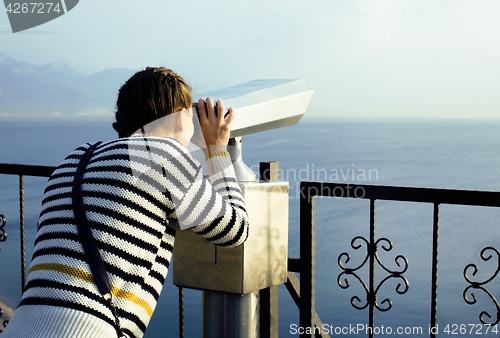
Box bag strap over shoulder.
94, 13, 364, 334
71, 141, 124, 337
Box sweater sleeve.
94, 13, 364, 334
173, 151, 249, 248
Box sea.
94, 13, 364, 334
0, 117, 500, 337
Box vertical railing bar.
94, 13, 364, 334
260, 288, 271, 338
369, 199, 375, 338
430, 203, 439, 338
260, 286, 279, 338
19, 175, 26, 292
178, 286, 184, 338
299, 183, 315, 337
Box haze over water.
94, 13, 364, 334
1, 118, 499, 337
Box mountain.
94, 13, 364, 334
0, 53, 135, 118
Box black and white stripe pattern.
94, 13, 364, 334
4, 136, 248, 338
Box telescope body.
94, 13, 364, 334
194, 79, 313, 138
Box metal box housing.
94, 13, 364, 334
173, 181, 289, 294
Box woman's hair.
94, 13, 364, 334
113, 67, 192, 138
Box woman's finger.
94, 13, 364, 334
216, 99, 225, 123
224, 106, 234, 128
197, 98, 207, 124
206, 97, 216, 122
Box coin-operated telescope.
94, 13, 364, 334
173, 79, 313, 338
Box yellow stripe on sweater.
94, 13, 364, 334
28, 263, 153, 317
28, 263, 94, 283
110, 285, 153, 317
206, 150, 230, 160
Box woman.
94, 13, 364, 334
2, 67, 249, 338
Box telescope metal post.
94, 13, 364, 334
228, 137, 257, 182
177, 78, 308, 338
202, 291, 259, 338
202, 146, 259, 338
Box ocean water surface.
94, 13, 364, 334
0, 117, 499, 337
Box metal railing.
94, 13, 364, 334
0, 163, 190, 336
0, 163, 56, 291
289, 182, 500, 338
2, 164, 500, 337
0, 213, 8, 332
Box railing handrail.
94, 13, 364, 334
300, 181, 500, 207
2, 164, 498, 206
0, 163, 56, 177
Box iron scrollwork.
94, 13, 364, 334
338, 235, 409, 312
0, 214, 6, 249
0, 214, 6, 332
463, 246, 500, 325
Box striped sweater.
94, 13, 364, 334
2, 136, 249, 338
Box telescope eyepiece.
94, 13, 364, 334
192, 102, 229, 120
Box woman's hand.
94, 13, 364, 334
196, 97, 234, 155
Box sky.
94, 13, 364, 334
1, 0, 500, 119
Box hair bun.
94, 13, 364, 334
112, 121, 122, 134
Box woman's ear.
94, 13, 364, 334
175, 108, 186, 132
